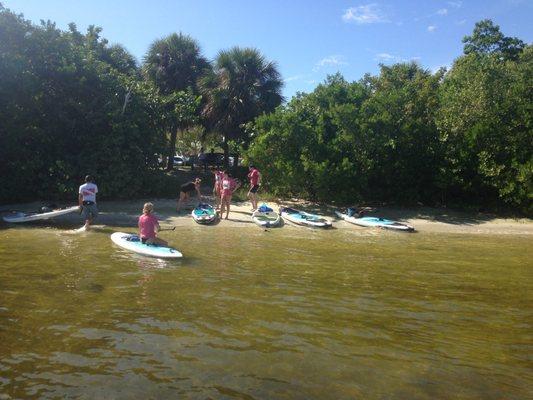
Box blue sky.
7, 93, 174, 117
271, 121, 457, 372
4, 0, 532, 99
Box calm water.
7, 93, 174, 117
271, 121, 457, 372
0, 224, 531, 399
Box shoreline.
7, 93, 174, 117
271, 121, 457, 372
1, 198, 532, 235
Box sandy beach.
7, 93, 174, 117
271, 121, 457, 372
1, 197, 532, 235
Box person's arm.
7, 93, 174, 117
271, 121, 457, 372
196, 184, 202, 200
138, 217, 142, 236
78, 193, 83, 207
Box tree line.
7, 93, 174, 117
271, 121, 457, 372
0, 3, 531, 215
247, 20, 531, 214
0, 3, 283, 203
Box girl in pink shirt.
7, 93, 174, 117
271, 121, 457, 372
220, 172, 241, 220
138, 202, 168, 246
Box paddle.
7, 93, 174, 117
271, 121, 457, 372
159, 226, 176, 232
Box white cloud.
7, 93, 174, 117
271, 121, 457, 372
447, 1, 462, 8
427, 25, 437, 32
437, 8, 448, 15
313, 55, 348, 71
374, 53, 421, 63
284, 75, 306, 83
342, 4, 388, 24
375, 52, 395, 61
457, 19, 467, 25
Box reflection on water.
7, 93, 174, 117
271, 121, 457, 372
0, 225, 531, 399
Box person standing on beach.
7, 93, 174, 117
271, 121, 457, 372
177, 178, 202, 212
138, 202, 167, 246
247, 165, 261, 211
212, 168, 224, 210
220, 171, 241, 220
78, 175, 98, 230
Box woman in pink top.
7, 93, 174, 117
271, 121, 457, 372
138, 202, 168, 246
247, 165, 261, 211
220, 171, 241, 220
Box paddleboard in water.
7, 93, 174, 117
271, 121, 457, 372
110, 232, 183, 258
335, 210, 415, 232
251, 204, 281, 227
192, 203, 217, 224
280, 207, 332, 228
2, 206, 79, 223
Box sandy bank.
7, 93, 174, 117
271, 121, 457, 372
1, 197, 532, 235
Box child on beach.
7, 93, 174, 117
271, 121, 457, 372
138, 202, 168, 246
220, 171, 241, 220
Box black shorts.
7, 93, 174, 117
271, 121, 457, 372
250, 185, 259, 193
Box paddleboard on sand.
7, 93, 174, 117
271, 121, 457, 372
192, 203, 217, 224
335, 209, 414, 232
280, 207, 332, 228
2, 206, 79, 223
251, 204, 281, 227
111, 232, 183, 258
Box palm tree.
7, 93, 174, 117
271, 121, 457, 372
200, 47, 284, 167
143, 33, 210, 170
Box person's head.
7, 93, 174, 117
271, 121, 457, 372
143, 202, 154, 214
194, 178, 202, 186
85, 175, 94, 183
248, 165, 255, 171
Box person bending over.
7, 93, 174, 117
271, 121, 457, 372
138, 202, 167, 246
177, 178, 202, 212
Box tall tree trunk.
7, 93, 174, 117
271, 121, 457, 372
232, 153, 239, 168
166, 124, 178, 171
223, 134, 230, 169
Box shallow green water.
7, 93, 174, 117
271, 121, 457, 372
0, 224, 531, 399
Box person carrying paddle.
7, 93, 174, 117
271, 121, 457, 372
177, 178, 202, 212
220, 171, 241, 220
78, 175, 98, 230
247, 165, 261, 211
138, 202, 168, 246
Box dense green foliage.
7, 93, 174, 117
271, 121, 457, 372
0, 6, 177, 202
1, 5, 530, 214
247, 21, 531, 213
201, 47, 284, 166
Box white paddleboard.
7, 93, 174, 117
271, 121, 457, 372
3, 206, 79, 223
280, 207, 332, 228
111, 232, 183, 258
335, 210, 414, 232
251, 207, 281, 227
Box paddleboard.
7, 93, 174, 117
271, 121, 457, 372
2, 206, 79, 223
192, 203, 217, 224
110, 232, 183, 258
335, 210, 414, 232
251, 204, 281, 227
280, 207, 332, 228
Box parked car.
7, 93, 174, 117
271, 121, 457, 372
173, 155, 189, 166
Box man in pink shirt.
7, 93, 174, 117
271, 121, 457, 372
138, 202, 167, 246
247, 165, 261, 211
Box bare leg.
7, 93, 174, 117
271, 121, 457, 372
225, 196, 231, 219
176, 192, 188, 212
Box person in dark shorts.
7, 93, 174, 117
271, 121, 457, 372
177, 178, 202, 212
247, 165, 261, 211
78, 175, 98, 230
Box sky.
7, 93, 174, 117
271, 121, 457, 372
4, 0, 532, 99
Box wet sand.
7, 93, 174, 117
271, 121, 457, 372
1, 198, 532, 235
